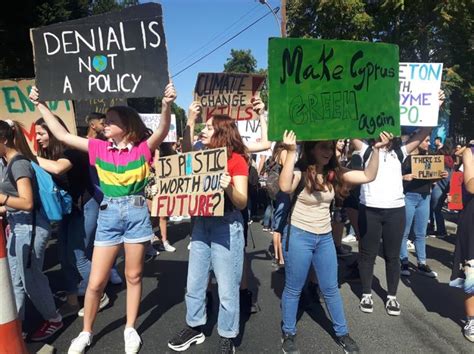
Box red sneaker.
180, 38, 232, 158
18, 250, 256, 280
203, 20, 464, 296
30, 320, 64, 341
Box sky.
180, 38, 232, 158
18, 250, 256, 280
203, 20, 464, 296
145, 0, 281, 111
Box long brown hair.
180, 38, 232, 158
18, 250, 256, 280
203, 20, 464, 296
272, 142, 287, 165
0, 120, 37, 163
208, 115, 248, 161
107, 106, 151, 145
298, 140, 347, 200
35, 117, 69, 160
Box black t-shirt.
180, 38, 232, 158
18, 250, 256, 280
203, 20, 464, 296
55, 150, 93, 204
402, 155, 432, 194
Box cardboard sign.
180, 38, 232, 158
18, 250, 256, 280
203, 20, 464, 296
151, 148, 227, 217
194, 72, 265, 121
237, 115, 272, 157
268, 38, 400, 141
411, 155, 445, 179
448, 171, 464, 210
74, 98, 127, 127
237, 119, 262, 144
30, 3, 168, 100
0, 79, 76, 152
399, 63, 443, 126
139, 113, 177, 142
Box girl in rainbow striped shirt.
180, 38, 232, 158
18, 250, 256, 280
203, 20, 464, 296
29, 83, 177, 354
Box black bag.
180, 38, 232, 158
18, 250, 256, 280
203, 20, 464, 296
264, 160, 281, 200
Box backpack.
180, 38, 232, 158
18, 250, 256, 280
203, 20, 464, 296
7, 155, 72, 222
264, 160, 282, 200
362, 146, 405, 166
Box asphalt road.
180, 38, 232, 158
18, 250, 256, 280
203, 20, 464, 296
25, 215, 473, 353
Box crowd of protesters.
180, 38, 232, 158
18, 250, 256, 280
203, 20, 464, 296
0, 85, 472, 354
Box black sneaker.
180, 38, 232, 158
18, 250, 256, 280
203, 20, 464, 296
168, 326, 205, 351
337, 334, 359, 353
401, 263, 410, 277
281, 333, 300, 354
417, 264, 437, 278
336, 245, 352, 258
220, 337, 235, 354
359, 294, 373, 313
385, 297, 401, 316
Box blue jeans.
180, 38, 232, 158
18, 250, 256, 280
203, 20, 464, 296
282, 225, 348, 337
400, 192, 430, 264
185, 211, 244, 338
262, 201, 273, 228
430, 183, 447, 234
58, 207, 92, 295
7, 211, 57, 321
272, 192, 290, 233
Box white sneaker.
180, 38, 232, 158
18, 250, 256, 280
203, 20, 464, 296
163, 241, 176, 252
386, 296, 401, 316
68, 332, 92, 354
124, 327, 142, 354
342, 234, 357, 243
78, 293, 110, 317
407, 240, 415, 250
359, 294, 373, 313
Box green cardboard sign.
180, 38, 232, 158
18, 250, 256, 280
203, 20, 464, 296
268, 38, 400, 141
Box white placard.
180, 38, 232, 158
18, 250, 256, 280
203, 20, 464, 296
399, 63, 443, 127
237, 112, 272, 157
139, 113, 177, 142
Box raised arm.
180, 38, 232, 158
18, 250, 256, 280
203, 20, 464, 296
29, 87, 88, 152
279, 130, 301, 193
342, 131, 391, 185
246, 98, 272, 153
182, 101, 201, 153
351, 138, 364, 152
463, 147, 474, 194
147, 82, 177, 151
405, 90, 445, 154
37, 156, 72, 175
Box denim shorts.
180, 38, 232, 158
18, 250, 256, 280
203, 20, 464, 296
94, 195, 153, 247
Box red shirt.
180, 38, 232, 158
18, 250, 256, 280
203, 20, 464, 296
228, 152, 249, 178
224, 153, 248, 211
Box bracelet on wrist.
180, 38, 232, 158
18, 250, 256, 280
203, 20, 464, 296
1, 195, 9, 206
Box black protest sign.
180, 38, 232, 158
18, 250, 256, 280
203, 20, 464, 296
151, 148, 227, 217
74, 98, 127, 127
30, 3, 168, 100
194, 72, 266, 121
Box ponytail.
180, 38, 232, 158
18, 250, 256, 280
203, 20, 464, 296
0, 120, 37, 163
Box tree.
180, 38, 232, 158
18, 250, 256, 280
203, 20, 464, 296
223, 49, 268, 106
223, 49, 257, 73
286, 0, 474, 139
0, 0, 138, 79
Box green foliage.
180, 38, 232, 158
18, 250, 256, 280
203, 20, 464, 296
223, 49, 268, 107
223, 49, 257, 73
0, 0, 138, 80
286, 0, 474, 139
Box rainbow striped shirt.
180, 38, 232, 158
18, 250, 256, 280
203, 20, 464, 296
88, 139, 152, 197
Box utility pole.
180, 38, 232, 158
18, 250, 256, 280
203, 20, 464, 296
281, 0, 287, 37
